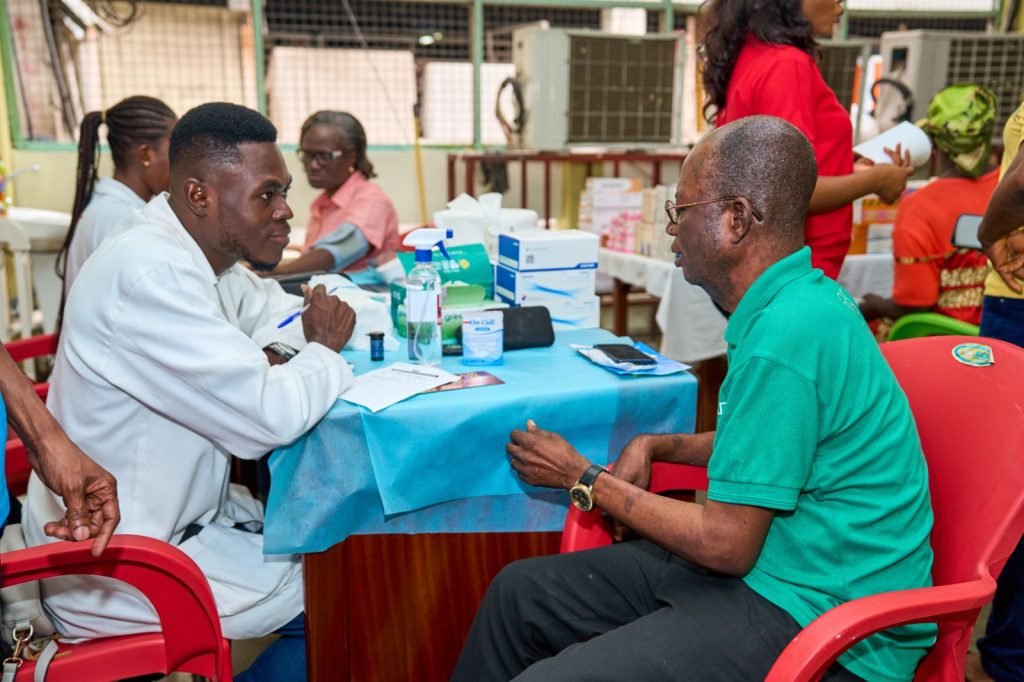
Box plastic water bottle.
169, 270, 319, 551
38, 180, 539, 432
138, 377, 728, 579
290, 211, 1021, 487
403, 228, 452, 366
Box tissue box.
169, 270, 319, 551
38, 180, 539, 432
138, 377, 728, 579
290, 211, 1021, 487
397, 243, 494, 299
495, 265, 596, 306
498, 231, 599, 272
389, 283, 508, 341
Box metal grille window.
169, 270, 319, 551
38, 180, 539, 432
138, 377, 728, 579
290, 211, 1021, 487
483, 6, 600, 62
849, 17, 989, 37
0, 0, 1006, 148
947, 35, 1024, 133
819, 41, 873, 110
5, 0, 256, 143
266, 0, 470, 61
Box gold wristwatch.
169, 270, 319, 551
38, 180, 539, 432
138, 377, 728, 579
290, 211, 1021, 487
569, 464, 609, 512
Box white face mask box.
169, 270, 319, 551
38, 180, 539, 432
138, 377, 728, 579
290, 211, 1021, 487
498, 230, 599, 272
545, 296, 601, 331
495, 265, 596, 306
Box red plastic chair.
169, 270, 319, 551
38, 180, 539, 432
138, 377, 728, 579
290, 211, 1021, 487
561, 335, 1024, 682
0, 535, 232, 681
4, 333, 57, 402
4, 438, 31, 498
3, 334, 58, 494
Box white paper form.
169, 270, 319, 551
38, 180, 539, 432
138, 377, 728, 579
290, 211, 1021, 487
339, 362, 459, 413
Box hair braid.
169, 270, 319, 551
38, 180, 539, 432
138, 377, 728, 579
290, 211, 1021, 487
59, 95, 176, 280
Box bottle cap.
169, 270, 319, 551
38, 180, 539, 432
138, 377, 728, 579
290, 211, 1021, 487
368, 332, 385, 340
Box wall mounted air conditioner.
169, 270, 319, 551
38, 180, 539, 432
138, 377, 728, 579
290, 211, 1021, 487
512, 26, 685, 150
880, 30, 1024, 136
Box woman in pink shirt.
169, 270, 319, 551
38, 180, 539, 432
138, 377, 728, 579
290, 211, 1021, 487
275, 111, 400, 284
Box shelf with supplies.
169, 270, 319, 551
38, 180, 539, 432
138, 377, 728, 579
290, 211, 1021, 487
446, 149, 688, 230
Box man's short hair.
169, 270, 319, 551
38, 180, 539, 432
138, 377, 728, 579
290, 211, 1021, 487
704, 115, 818, 241
169, 102, 277, 173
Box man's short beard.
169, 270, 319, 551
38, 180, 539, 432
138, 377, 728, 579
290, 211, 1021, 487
248, 259, 277, 272
219, 222, 281, 272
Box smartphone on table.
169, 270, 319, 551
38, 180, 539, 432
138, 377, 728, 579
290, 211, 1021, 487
593, 344, 657, 366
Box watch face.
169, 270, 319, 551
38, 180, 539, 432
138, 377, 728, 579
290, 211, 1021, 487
570, 484, 594, 512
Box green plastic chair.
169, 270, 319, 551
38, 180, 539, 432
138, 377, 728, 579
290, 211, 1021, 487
887, 312, 980, 341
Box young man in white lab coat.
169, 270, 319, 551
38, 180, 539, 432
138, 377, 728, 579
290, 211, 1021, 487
24, 102, 356, 681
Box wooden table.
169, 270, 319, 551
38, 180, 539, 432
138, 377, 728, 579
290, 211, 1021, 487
304, 532, 560, 681
263, 330, 699, 681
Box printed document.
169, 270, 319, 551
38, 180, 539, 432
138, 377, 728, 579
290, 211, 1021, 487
340, 362, 458, 413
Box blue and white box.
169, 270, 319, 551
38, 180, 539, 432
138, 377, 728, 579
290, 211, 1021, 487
495, 265, 597, 306
545, 295, 601, 331
498, 230, 599, 272
462, 311, 504, 366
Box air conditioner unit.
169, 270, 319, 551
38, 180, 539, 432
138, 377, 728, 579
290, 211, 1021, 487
818, 39, 873, 111
512, 27, 685, 150
880, 30, 1024, 136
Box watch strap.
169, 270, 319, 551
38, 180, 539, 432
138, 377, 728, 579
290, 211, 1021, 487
577, 463, 608, 488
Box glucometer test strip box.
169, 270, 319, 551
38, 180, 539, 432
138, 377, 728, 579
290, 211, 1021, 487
498, 230, 599, 272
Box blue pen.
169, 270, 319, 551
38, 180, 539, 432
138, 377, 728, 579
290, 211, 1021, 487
277, 286, 340, 328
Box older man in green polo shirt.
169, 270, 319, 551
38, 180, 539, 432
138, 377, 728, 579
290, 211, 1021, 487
452, 115, 936, 682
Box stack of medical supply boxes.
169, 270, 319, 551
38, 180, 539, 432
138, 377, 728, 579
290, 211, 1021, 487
578, 177, 643, 251
634, 184, 677, 261
496, 230, 600, 330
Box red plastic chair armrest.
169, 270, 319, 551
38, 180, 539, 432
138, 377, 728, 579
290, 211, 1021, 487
5, 334, 58, 363
765, 578, 996, 682
0, 535, 228, 679
560, 462, 710, 553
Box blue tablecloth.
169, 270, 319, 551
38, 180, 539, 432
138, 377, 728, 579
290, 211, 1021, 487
264, 329, 697, 554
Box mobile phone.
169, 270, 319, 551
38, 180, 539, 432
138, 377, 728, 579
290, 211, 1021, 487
952, 214, 983, 251
593, 343, 657, 366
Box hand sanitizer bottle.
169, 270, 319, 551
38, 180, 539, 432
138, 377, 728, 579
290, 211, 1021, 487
402, 228, 452, 367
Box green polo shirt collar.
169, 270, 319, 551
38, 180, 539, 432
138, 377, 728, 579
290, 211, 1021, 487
724, 247, 813, 348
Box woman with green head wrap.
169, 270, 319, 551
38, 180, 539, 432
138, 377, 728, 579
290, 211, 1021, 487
860, 83, 999, 331
921, 83, 999, 179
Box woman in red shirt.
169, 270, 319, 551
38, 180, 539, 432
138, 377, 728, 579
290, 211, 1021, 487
702, 0, 914, 279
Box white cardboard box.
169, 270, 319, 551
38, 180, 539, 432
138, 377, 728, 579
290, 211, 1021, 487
495, 265, 596, 306
546, 295, 601, 330
498, 230, 599, 272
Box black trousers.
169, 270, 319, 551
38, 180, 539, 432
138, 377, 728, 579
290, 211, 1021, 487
452, 539, 865, 682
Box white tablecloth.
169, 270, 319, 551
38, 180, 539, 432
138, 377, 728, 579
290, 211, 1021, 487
599, 249, 893, 363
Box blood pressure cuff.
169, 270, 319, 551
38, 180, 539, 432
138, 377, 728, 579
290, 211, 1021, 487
313, 222, 371, 271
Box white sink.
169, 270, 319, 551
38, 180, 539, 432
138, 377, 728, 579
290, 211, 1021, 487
7, 206, 71, 250
0, 206, 72, 336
